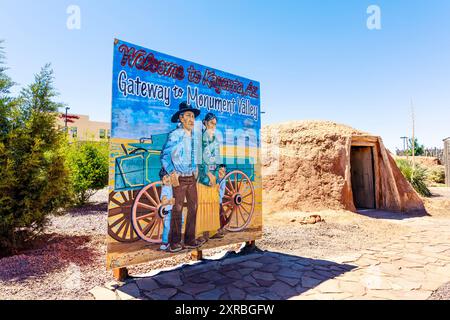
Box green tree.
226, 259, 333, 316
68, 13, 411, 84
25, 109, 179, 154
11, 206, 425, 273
66, 141, 109, 205
0, 41, 19, 252
406, 137, 425, 156
0, 61, 72, 253
0, 41, 15, 139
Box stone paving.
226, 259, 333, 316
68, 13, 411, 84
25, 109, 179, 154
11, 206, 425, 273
90, 250, 357, 300
90, 211, 450, 300
292, 213, 450, 300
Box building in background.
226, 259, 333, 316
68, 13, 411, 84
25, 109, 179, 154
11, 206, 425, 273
57, 113, 111, 141
444, 137, 450, 186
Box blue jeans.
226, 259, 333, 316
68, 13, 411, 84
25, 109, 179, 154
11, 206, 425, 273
162, 210, 185, 244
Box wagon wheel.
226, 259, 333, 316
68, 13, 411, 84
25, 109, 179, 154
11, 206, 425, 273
108, 190, 140, 242
131, 181, 165, 243
222, 170, 255, 232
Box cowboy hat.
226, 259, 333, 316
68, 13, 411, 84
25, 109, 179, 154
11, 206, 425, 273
171, 102, 200, 123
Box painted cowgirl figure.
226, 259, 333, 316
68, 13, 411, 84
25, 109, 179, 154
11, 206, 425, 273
196, 113, 224, 240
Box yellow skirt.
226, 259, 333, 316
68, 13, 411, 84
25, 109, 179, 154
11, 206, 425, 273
196, 183, 221, 238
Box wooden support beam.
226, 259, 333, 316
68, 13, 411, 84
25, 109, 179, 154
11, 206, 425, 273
245, 240, 256, 249
113, 267, 129, 282
191, 249, 203, 261
240, 240, 257, 254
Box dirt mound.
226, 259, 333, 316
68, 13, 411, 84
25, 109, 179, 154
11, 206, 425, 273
262, 121, 363, 213
262, 120, 424, 214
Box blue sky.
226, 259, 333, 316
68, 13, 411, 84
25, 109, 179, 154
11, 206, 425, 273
1, 0, 449, 151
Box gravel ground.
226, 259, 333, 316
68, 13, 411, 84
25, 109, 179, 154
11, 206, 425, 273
258, 208, 412, 259
0, 190, 110, 300
1, 187, 449, 300
0, 188, 240, 300
429, 282, 450, 300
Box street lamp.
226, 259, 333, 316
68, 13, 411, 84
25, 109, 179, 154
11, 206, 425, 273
65, 107, 70, 131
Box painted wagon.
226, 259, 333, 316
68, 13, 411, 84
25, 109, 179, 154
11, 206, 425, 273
108, 134, 257, 244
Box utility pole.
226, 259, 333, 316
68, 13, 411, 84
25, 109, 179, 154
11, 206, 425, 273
411, 98, 416, 168
400, 136, 408, 154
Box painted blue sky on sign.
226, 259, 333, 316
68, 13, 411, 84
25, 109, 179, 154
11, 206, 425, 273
111, 39, 261, 147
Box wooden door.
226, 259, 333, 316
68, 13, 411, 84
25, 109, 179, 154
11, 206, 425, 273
351, 146, 375, 209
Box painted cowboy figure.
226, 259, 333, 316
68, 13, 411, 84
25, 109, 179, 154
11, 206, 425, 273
161, 102, 204, 253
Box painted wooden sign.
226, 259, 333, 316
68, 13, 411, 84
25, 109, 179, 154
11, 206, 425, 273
107, 39, 262, 269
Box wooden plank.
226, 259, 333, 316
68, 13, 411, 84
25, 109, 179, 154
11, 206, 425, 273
372, 142, 381, 209
445, 140, 450, 186
351, 141, 376, 147
379, 140, 402, 211
113, 267, 129, 281
351, 136, 379, 146
191, 249, 203, 261
245, 240, 256, 250
350, 146, 375, 209
238, 240, 257, 254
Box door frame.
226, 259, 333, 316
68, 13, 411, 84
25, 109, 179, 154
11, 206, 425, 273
350, 136, 380, 209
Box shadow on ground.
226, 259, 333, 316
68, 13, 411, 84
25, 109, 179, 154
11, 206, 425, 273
64, 202, 108, 216
0, 234, 97, 282
357, 209, 430, 220
112, 250, 356, 300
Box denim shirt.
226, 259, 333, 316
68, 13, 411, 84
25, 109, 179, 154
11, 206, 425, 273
161, 126, 197, 176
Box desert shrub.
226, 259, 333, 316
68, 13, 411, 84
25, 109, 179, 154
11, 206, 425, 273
0, 61, 72, 253
426, 165, 445, 185
66, 140, 109, 205
395, 159, 431, 197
